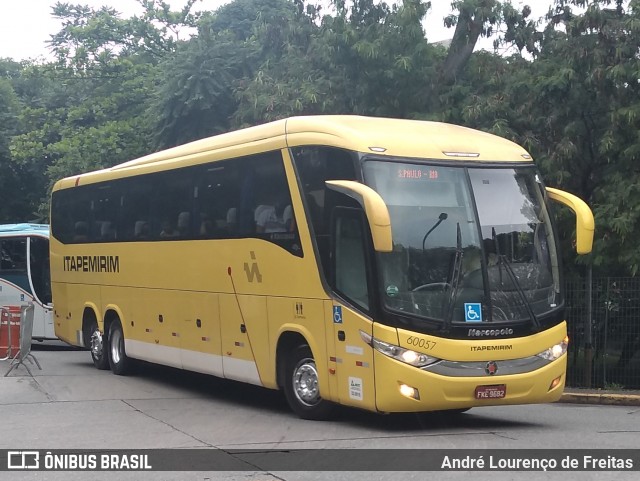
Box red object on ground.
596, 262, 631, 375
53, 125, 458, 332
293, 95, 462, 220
0, 305, 21, 357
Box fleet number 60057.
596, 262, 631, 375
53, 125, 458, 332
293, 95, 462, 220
405, 336, 436, 350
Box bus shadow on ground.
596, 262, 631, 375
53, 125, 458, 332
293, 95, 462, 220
31, 340, 82, 352
104, 359, 540, 432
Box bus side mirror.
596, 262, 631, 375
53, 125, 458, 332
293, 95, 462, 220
546, 187, 595, 255
325, 180, 393, 252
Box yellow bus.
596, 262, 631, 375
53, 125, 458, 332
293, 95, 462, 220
50, 116, 594, 419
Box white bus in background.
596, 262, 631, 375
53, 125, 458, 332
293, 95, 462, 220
0, 224, 55, 340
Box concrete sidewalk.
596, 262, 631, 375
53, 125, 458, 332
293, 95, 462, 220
560, 389, 640, 406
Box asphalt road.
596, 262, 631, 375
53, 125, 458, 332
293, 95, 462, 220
1, 342, 639, 481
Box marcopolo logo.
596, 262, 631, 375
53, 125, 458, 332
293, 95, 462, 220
468, 328, 514, 338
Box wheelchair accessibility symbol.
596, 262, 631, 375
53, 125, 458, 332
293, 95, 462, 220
333, 306, 343, 324
464, 303, 482, 322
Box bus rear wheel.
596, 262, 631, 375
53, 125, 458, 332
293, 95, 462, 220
108, 318, 131, 375
88, 319, 109, 370
284, 345, 333, 420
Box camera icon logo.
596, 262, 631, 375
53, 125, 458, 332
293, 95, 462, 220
7, 451, 40, 470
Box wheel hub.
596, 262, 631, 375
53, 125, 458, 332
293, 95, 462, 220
110, 328, 122, 365
90, 329, 103, 357
293, 359, 320, 406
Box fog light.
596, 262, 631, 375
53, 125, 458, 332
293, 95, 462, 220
399, 383, 420, 400
548, 376, 562, 391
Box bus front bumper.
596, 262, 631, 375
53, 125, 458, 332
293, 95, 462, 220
374, 351, 567, 413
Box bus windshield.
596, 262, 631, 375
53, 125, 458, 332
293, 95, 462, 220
364, 161, 562, 325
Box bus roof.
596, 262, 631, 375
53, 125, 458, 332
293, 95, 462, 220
54, 116, 533, 189
0, 224, 50, 237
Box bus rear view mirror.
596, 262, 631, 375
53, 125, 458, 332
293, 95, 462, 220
325, 180, 393, 252
546, 187, 595, 255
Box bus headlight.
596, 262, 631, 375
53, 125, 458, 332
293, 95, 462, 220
535, 336, 569, 361
360, 331, 439, 368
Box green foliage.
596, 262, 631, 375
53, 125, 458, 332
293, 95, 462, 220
0, 75, 29, 222
49, 0, 201, 66
3, 0, 640, 277
232, 0, 440, 124
1, 1, 199, 221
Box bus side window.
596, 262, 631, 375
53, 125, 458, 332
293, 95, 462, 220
151, 170, 194, 240
134, 221, 151, 240
244, 152, 302, 255
73, 221, 90, 242
292, 146, 358, 278
1, 244, 14, 269
65, 189, 92, 244
333, 209, 370, 311
197, 160, 242, 238
120, 178, 152, 242
177, 212, 191, 237
0, 237, 31, 294
100, 221, 116, 241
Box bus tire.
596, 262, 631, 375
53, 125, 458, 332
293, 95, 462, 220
88, 319, 109, 370
108, 318, 131, 375
284, 344, 334, 420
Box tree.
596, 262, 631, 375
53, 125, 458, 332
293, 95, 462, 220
5, 0, 193, 219
0, 69, 28, 222
457, 0, 640, 275
440, 0, 503, 83
232, 0, 444, 124
147, 0, 278, 148
49, 0, 202, 66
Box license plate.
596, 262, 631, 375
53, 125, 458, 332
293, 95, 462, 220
475, 384, 507, 400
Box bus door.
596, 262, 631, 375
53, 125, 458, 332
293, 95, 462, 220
27, 235, 54, 339
329, 207, 376, 411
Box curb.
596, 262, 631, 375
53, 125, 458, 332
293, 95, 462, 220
559, 392, 640, 406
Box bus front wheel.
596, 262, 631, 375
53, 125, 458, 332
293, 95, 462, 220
88, 319, 109, 370
284, 345, 334, 420
108, 319, 131, 375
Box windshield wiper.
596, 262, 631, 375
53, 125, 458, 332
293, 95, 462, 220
443, 222, 463, 332
492, 228, 540, 329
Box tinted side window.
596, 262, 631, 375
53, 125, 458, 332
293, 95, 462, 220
334, 210, 370, 311
51, 188, 93, 244
251, 152, 302, 256
0, 237, 30, 294
51, 150, 301, 256
291, 147, 358, 276
93, 184, 119, 242
197, 161, 242, 238
120, 177, 153, 241
196, 152, 302, 255
152, 170, 195, 240
291, 146, 358, 236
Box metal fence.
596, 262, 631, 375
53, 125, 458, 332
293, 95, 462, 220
565, 277, 640, 390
